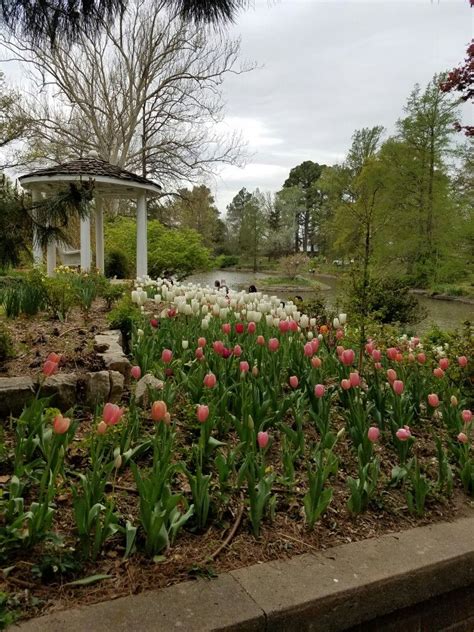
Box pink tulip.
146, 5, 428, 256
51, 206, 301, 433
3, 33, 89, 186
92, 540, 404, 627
268, 338, 279, 352
457, 432, 468, 444
314, 384, 325, 398
195, 347, 204, 360
103, 403, 123, 426
289, 375, 299, 389
46, 352, 61, 364
386, 368, 397, 383
396, 427, 412, 441
97, 420, 108, 435
392, 380, 404, 395
196, 404, 209, 423
240, 361, 250, 374
462, 410, 473, 424
367, 426, 380, 443
43, 360, 59, 377
427, 393, 439, 408
387, 347, 398, 361
311, 356, 322, 369
349, 372, 360, 388
433, 367, 444, 379
131, 365, 141, 380
53, 414, 71, 435
417, 353, 426, 364
458, 356, 468, 368
198, 337, 207, 348
279, 320, 290, 333
213, 340, 224, 355
222, 323, 231, 335
247, 322, 256, 334
341, 349, 355, 366
289, 320, 298, 332
311, 339, 320, 353
412, 337, 420, 348
203, 372, 217, 388
161, 349, 173, 363
336, 329, 344, 340
252, 366, 259, 377
233, 344, 242, 357
151, 400, 167, 422
439, 358, 449, 371
336, 345, 344, 357
341, 378, 351, 390
371, 349, 382, 362
303, 342, 313, 357
395, 352, 403, 363
365, 342, 375, 355
257, 335, 265, 346
257, 431, 269, 449
374, 362, 382, 370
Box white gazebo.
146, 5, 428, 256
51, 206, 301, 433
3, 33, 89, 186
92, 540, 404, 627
19, 155, 162, 278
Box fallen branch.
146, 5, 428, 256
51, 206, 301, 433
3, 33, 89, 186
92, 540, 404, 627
208, 496, 245, 561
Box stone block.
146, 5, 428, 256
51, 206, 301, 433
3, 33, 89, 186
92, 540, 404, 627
135, 373, 163, 408
41, 373, 78, 411
83, 371, 111, 407
109, 371, 124, 403
0, 377, 36, 417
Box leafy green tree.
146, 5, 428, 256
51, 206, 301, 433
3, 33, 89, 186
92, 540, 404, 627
105, 216, 211, 279
226, 187, 253, 253
282, 160, 326, 253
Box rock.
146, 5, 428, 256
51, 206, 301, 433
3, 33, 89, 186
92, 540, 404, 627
109, 371, 124, 403
41, 374, 78, 411
83, 371, 110, 407
0, 377, 36, 417
95, 330, 130, 377
135, 374, 163, 408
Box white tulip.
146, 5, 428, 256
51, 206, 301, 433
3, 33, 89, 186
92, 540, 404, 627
201, 318, 209, 330
137, 328, 144, 338
307, 331, 314, 340
339, 313, 347, 325
333, 317, 340, 329
183, 304, 192, 316
201, 305, 209, 315
300, 315, 309, 329
182, 340, 189, 350
318, 334, 323, 341
310, 318, 316, 327
266, 314, 274, 326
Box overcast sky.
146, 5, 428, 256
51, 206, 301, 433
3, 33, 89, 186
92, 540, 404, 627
212, 0, 472, 214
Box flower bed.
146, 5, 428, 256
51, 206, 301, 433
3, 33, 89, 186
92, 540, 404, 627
0, 279, 472, 623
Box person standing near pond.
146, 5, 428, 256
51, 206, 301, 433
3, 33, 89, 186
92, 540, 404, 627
249, 285, 257, 293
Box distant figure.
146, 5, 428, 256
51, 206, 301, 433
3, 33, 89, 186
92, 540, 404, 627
295, 295, 303, 302
214, 280, 221, 289
248, 285, 257, 293
216, 279, 229, 295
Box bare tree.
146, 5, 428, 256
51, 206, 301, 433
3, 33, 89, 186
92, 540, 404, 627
3, 0, 252, 187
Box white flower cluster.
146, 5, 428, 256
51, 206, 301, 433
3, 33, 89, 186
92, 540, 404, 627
130, 278, 348, 334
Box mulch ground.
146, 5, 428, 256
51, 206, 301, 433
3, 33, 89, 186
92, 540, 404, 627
1, 301, 109, 378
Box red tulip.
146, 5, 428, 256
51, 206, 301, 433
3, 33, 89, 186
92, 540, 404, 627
43, 360, 59, 377
150, 318, 158, 328
161, 349, 173, 363
458, 356, 468, 368
167, 308, 176, 318
247, 322, 256, 334
213, 340, 225, 355
235, 323, 245, 334
257, 335, 265, 346
151, 400, 167, 422
198, 337, 207, 348
433, 367, 444, 379
195, 347, 204, 360
439, 357, 449, 371
268, 338, 279, 352
417, 353, 426, 364
103, 403, 123, 426
46, 352, 61, 364
279, 320, 289, 333
289, 320, 298, 332
53, 414, 70, 434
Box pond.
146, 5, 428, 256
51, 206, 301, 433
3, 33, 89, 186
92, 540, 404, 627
187, 270, 472, 333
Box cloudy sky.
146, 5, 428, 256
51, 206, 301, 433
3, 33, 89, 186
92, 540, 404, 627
212, 0, 472, 213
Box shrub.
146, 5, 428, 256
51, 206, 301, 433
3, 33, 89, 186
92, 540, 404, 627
105, 250, 131, 279
108, 295, 142, 344
279, 253, 310, 280
102, 283, 128, 310
216, 255, 239, 269
0, 324, 12, 361
43, 273, 77, 321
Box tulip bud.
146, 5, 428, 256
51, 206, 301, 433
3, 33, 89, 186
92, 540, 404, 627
367, 426, 380, 443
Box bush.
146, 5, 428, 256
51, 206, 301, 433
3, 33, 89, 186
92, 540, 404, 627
105, 250, 131, 279
279, 254, 310, 280
216, 255, 239, 269
102, 283, 128, 310
108, 295, 142, 345
0, 324, 12, 361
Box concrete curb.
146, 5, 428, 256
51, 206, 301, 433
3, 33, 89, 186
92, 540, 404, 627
14, 515, 474, 632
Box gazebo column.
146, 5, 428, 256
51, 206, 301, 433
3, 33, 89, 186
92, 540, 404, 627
95, 196, 104, 273
31, 189, 43, 266
46, 240, 56, 276
136, 192, 148, 278
80, 213, 91, 272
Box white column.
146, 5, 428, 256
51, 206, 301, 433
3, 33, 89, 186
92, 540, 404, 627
46, 238, 56, 277
80, 213, 91, 271
31, 188, 43, 266
95, 196, 104, 273
136, 192, 147, 278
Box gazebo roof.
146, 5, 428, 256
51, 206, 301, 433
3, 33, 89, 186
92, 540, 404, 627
19, 156, 162, 197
